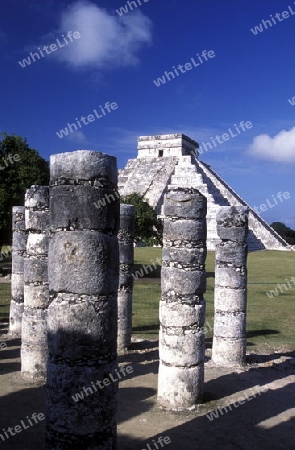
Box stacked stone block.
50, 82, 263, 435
137, 134, 198, 158
118, 133, 289, 250
21, 186, 50, 380
157, 187, 207, 410
46, 150, 119, 449
117, 204, 135, 354
212, 206, 249, 367
9, 206, 27, 337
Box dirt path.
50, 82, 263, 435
0, 327, 295, 450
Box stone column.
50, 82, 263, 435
212, 206, 249, 367
21, 186, 50, 380
9, 206, 27, 337
117, 204, 135, 355
157, 187, 207, 410
46, 150, 119, 449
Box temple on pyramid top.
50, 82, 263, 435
137, 134, 199, 159
118, 133, 290, 251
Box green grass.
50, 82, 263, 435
132, 248, 295, 352
0, 248, 294, 352
0, 252, 12, 323
0, 283, 11, 324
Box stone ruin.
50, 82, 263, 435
117, 204, 135, 355
212, 206, 248, 366
9, 206, 27, 337
47, 151, 119, 448
8, 147, 253, 448
118, 134, 290, 251
158, 187, 207, 409
21, 186, 50, 380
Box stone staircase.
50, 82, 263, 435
118, 156, 178, 212
118, 134, 290, 251
197, 159, 290, 251
166, 155, 230, 249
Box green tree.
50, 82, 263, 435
270, 222, 295, 245
0, 133, 50, 247
120, 193, 163, 246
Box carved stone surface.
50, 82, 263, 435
212, 206, 249, 367
157, 187, 207, 410
118, 134, 289, 251
117, 204, 135, 355
21, 185, 50, 380
9, 206, 27, 337
46, 150, 119, 450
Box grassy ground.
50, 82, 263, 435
0, 249, 294, 352
0, 283, 11, 325
132, 248, 295, 352
0, 253, 12, 322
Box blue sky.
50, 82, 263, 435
1, 0, 295, 227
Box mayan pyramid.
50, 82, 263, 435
118, 134, 290, 251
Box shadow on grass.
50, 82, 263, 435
128, 340, 159, 351
132, 268, 216, 280
132, 325, 160, 333
205, 329, 279, 350
206, 272, 215, 278
247, 329, 279, 338
132, 263, 161, 279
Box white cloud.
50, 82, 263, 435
44, 0, 152, 69
247, 127, 295, 163
64, 130, 88, 144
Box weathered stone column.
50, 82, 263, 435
117, 204, 135, 355
158, 187, 207, 410
46, 150, 119, 449
21, 186, 49, 380
212, 206, 249, 367
9, 206, 27, 336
